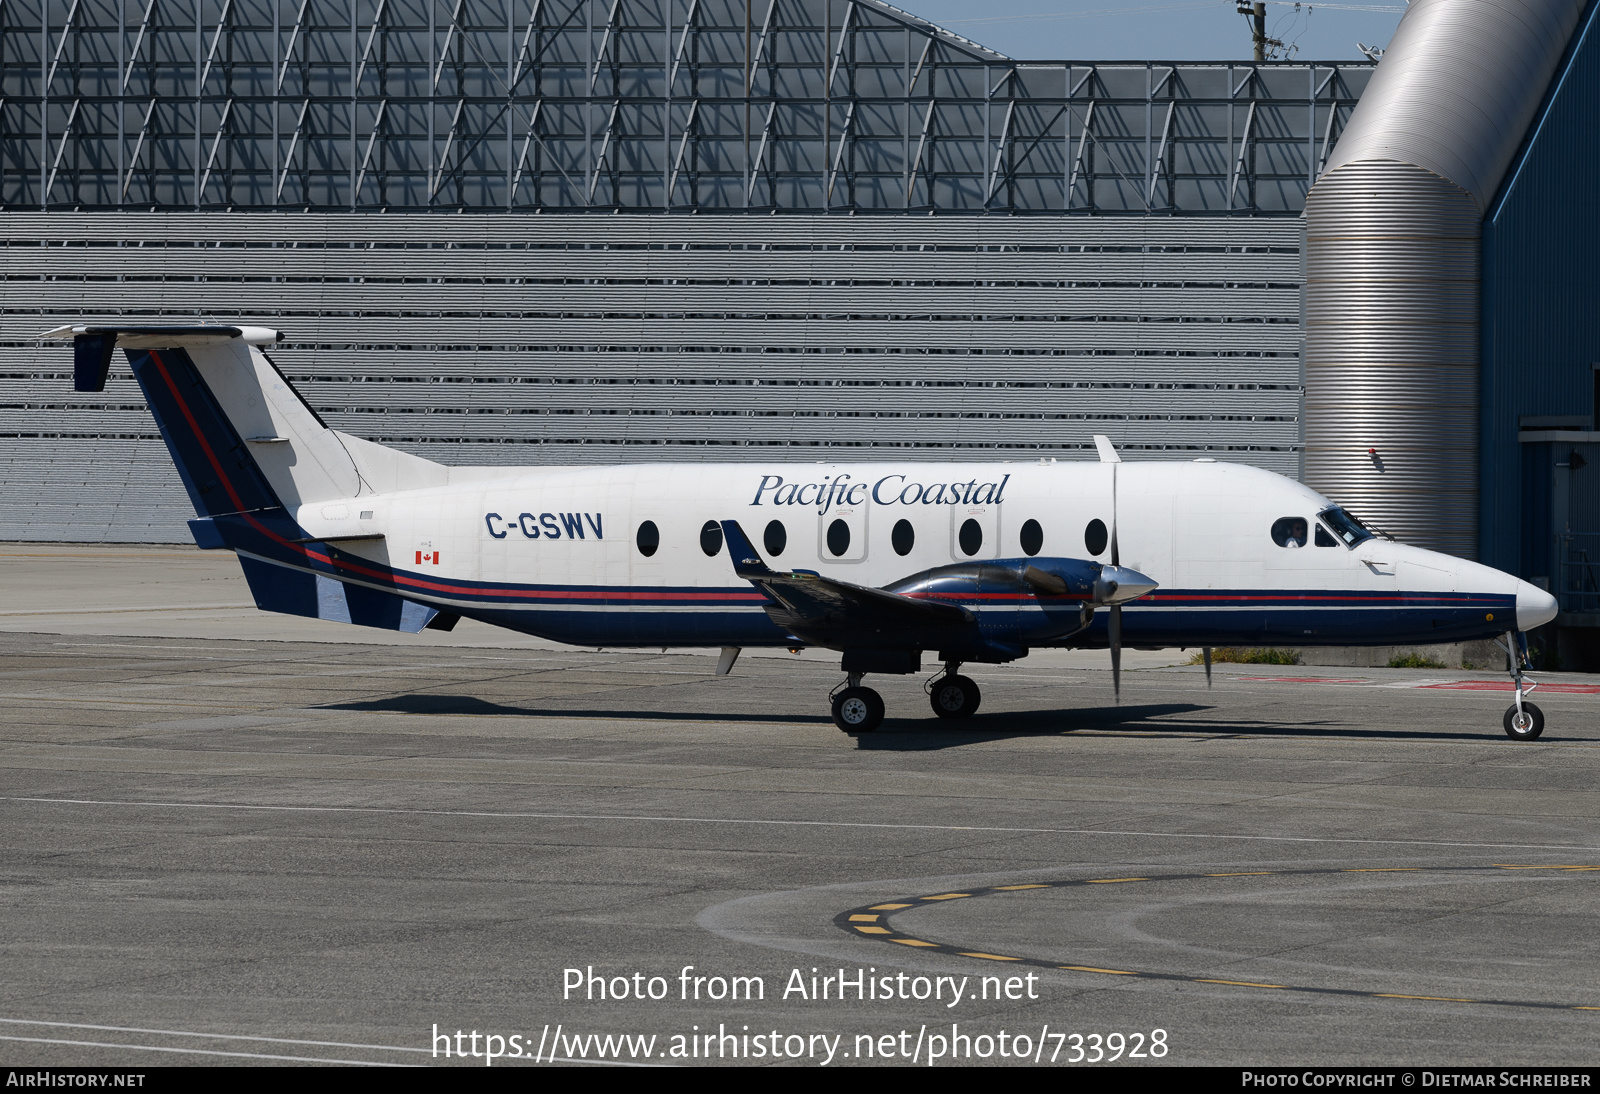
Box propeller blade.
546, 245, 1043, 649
1202, 646, 1212, 689
1109, 603, 1122, 703
1108, 456, 1121, 700
1109, 463, 1120, 568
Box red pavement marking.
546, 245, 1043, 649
1419, 680, 1600, 694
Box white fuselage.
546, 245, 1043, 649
287, 456, 1552, 650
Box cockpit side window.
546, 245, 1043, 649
1318, 507, 1374, 547
1271, 516, 1310, 548
1314, 524, 1337, 547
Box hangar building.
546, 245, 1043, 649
4, 0, 1600, 663
0, 0, 1370, 542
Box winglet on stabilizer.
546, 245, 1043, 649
720, 521, 775, 578
1093, 435, 1122, 464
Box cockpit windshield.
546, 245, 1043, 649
1318, 507, 1374, 547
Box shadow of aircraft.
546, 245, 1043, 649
325, 693, 836, 725
853, 706, 1519, 749
321, 694, 1522, 747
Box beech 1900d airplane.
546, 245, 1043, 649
47, 324, 1560, 739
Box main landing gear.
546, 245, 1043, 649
1499, 631, 1543, 741
831, 674, 885, 733
929, 664, 981, 720
829, 663, 984, 733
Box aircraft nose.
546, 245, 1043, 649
1516, 580, 1558, 632
1095, 565, 1159, 606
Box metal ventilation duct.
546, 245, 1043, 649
1304, 0, 1585, 558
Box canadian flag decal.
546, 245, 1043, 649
416, 550, 440, 565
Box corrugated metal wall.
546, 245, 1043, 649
0, 211, 1305, 542
1305, 160, 1481, 556
0, 0, 1368, 546
1304, 0, 1589, 561
1480, 0, 1600, 575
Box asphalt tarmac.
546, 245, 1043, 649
1, 545, 1598, 1068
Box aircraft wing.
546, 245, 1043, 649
719, 520, 973, 631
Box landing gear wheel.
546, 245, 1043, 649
929, 674, 981, 720
1503, 701, 1544, 741
833, 686, 885, 733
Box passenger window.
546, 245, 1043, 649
1020, 518, 1043, 557
636, 520, 659, 557
1271, 516, 1310, 548
1315, 524, 1337, 547
763, 519, 787, 557
1085, 518, 1108, 557
958, 519, 983, 557
700, 520, 723, 557
826, 519, 851, 557
891, 519, 914, 556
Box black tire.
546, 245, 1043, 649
929, 674, 981, 720
833, 686, 885, 733
1503, 701, 1544, 741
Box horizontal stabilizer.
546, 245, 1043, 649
189, 508, 384, 549
47, 320, 450, 510
41, 325, 283, 393
286, 533, 386, 545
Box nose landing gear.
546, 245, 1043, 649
1503, 702, 1544, 741
831, 673, 885, 733
1498, 631, 1544, 741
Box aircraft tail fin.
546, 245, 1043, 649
43, 323, 448, 514
46, 324, 459, 635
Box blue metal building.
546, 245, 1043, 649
1479, 0, 1600, 662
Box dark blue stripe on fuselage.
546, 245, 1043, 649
1079, 602, 1516, 649
206, 513, 1517, 650
446, 600, 1517, 650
